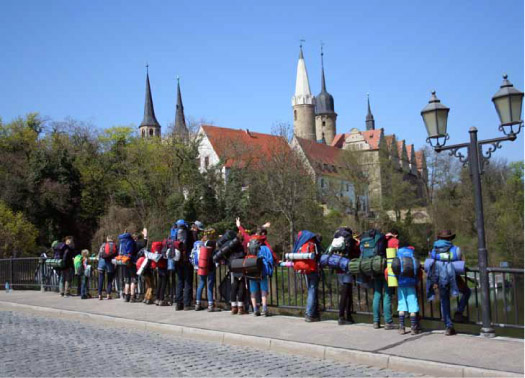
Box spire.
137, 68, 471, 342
366, 94, 375, 130
315, 44, 334, 115
139, 65, 161, 129
292, 43, 315, 106
174, 76, 188, 137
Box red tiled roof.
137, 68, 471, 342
397, 141, 405, 159
361, 129, 382, 150
406, 144, 415, 162
331, 133, 346, 148
295, 136, 347, 177
201, 125, 289, 168
385, 135, 395, 148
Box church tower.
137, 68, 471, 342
139, 66, 161, 138
174, 77, 188, 138
366, 94, 375, 131
315, 47, 337, 144
292, 45, 316, 140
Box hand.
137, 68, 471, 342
235, 218, 241, 228
262, 222, 271, 228
143, 228, 148, 238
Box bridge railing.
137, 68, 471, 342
0, 257, 522, 329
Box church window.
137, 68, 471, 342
149, 129, 153, 136
294, 110, 297, 121
322, 121, 326, 127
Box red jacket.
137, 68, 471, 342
239, 226, 280, 264
386, 235, 399, 249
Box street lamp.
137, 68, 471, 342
421, 75, 523, 338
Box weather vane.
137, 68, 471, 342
299, 39, 305, 49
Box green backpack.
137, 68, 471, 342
73, 255, 83, 275
359, 231, 384, 259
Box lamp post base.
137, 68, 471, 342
480, 327, 496, 338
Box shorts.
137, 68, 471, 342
249, 277, 269, 294
397, 286, 419, 313
97, 258, 115, 274
124, 265, 137, 284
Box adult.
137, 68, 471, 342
174, 219, 194, 310
56, 236, 75, 297
195, 228, 219, 312
124, 229, 147, 302
361, 229, 396, 330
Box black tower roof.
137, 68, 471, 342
366, 94, 375, 130
174, 77, 188, 136
139, 67, 161, 129
315, 49, 335, 115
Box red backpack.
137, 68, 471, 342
100, 242, 118, 259
292, 239, 318, 274
150, 241, 166, 270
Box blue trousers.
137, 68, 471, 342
196, 271, 216, 305
440, 286, 453, 328
305, 272, 320, 318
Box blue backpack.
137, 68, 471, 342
431, 240, 459, 261
190, 241, 204, 270
118, 233, 135, 256
392, 247, 420, 287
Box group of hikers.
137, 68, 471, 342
48, 218, 470, 336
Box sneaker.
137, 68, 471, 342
60, 293, 64, 297
373, 322, 380, 329
106, 295, 112, 300
195, 303, 203, 311
159, 301, 169, 306
175, 303, 184, 311
98, 295, 103, 300
145, 299, 154, 305
453, 312, 468, 323
183, 306, 192, 311
411, 326, 421, 335
338, 318, 348, 325
445, 327, 457, 336
208, 305, 221, 312
64, 294, 71, 298
398, 326, 406, 335
305, 315, 320, 323
231, 306, 238, 315
384, 322, 397, 330
262, 309, 269, 317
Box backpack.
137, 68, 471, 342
360, 230, 384, 259
392, 247, 420, 287
190, 241, 204, 270
118, 233, 135, 256
430, 240, 459, 261
73, 255, 83, 275
198, 246, 213, 276
292, 238, 318, 274
99, 242, 117, 260
150, 241, 166, 270
53, 242, 67, 259
247, 238, 262, 257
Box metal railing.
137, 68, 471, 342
0, 257, 522, 330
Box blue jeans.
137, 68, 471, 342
59, 268, 73, 295
81, 277, 89, 297
440, 286, 453, 328
196, 271, 216, 305
457, 277, 471, 314
305, 272, 320, 318
175, 262, 194, 306
98, 270, 115, 296
372, 278, 393, 324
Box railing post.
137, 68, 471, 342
40, 256, 45, 292
9, 256, 14, 290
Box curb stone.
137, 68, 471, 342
0, 301, 521, 377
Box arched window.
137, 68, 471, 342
142, 129, 145, 137
294, 110, 297, 121
149, 129, 153, 136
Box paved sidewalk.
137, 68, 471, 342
1, 291, 523, 377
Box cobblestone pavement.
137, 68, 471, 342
0, 311, 417, 377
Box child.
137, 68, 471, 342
247, 228, 274, 317
394, 246, 421, 335
80, 249, 91, 299
195, 228, 219, 312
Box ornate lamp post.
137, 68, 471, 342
421, 75, 523, 338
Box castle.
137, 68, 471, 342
136, 48, 428, 216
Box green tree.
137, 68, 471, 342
0, 201, 38, 258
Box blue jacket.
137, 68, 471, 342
293, 230, 319, 254
259, 245, 274, 277
426, 260, 459, 301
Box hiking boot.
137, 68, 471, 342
445, 327, 457, 336
125, 294, 131, 303
106, 295, 112, 300
338, 318, 349, 325
231, 306, 238, 315
183, 306, 192, 311
175, 303, 184, 311
453, 312, 468, 323
145, 299, 154, 305
305, 315, 320, 323
253, 309, 261, 317
60, 293, 64, 297
384, 322, 397, 330
373, 322, 380, 329
346, 315, 355, 324
98, 295, 103, 300
81, 296, 87, 300
208, 305, 221, 312
238, 306, 246, 315
411, 325, 421, 335
262, 309, 269, 317
398, 326, 406, 335
195, 303, 203, 311
159, 301, 169, 306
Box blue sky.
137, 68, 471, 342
1, 0, 523, 161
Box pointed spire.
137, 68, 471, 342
139, 65, 161, 129
315, 44, 334, 115
366, 93, 375, 130
320, 43, 326, 92
292, 43, 314, 105
174, 76, 188, 137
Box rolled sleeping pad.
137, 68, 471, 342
285, 252, 315, 261
424, 258, 465, 275
386, 248, 398, 287
146, 252, 162, 262
391, 256, 420, 278
198, 246, 212, 276
230, 256, 263, 276
347, 256, 386, 277
136, 256, 150, 276
45, 259, 65, 268
213, 237, 241, 263
319, 254, 350, 272
279, 261, 294, 267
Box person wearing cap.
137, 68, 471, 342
174, 219, 194, 310
427, 229, 466, 336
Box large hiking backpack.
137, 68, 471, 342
190, 241, 204, 270
198, 246, 213, 276
99, 242, 118, 260
319, 253, 350, 272
150, 241, 166, 270
391, 247, 420, 287
430, 240, 459, 261
292, 238, 318, 274
360, 230, 384, 258
213, 231, 241, 263
247, 238, 262, 257
117, 233, 134, 266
